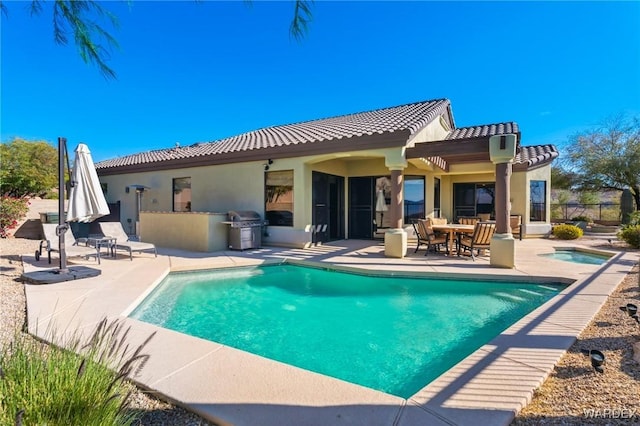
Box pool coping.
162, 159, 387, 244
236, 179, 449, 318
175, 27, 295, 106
22, 239, 638, 426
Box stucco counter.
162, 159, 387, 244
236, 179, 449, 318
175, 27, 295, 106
140, 211, 228, 252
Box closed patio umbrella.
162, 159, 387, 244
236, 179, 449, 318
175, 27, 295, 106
66, 143, 110, 223
21, 139, 105, 282
376, 189, 388, 227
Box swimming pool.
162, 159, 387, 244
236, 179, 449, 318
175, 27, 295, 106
130, 264, 564, 398
539, 248, 610, 265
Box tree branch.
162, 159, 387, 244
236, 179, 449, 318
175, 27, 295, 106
290, 0, 313, 41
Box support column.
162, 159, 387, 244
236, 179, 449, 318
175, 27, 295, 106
494, 162, 511, 235
384, 167, 407, 258
489, 134, 516, 268
389, 169, 403, 229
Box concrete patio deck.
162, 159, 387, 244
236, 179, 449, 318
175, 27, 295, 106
21, 237, 638, 426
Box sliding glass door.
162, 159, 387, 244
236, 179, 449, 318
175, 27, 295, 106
453, 183, 495, 221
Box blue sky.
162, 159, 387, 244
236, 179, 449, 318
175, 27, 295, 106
2, 1, 639, 162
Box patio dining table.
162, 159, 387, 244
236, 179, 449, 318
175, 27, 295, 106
432, 223, 475, 254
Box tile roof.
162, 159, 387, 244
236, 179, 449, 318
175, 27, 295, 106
96, 99, 453, 170
446, 122, 520, 140
514, 144, 559, 169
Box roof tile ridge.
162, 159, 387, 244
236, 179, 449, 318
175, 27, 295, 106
262, 98, 450, 130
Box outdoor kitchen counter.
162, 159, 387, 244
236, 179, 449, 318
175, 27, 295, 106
140, 211, 229, 252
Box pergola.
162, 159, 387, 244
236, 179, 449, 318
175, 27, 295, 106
386, 131, 521, 267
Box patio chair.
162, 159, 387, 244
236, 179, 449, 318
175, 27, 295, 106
429, 216, 449, 239
36, 223, 100, 264
419, 219, 449, 256
457, 222, 496, 261
510, 214, 522, 240
430, 217, 448, 225
411, 220, 430, 254
458, 216, 481, 225
98, 222, 157, 260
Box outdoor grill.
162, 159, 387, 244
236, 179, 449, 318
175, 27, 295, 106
225, 210, 265, 250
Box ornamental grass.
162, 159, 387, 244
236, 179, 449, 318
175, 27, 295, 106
0, 318, 155, 426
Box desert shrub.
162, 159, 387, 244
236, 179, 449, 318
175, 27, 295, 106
617, 225, 640, 249
0, 196, 29, 238
571, 215, 591, 222
553, 224, 584, 240
618, 214, 640, 249
42, 191, 59, 200
0, 318, 155, 425
626, 211, 640, 226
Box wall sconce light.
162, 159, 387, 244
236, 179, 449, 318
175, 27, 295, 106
125, 186, 130, 193
580, 349, 605, 373
263, 159, 273, 171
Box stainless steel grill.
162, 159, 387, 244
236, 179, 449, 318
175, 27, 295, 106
225, 210, 265, 250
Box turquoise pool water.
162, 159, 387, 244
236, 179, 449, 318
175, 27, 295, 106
539, 249, 610, 265
130, 264, 564, 398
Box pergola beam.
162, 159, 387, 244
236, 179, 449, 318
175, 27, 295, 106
406, 139, 490, 159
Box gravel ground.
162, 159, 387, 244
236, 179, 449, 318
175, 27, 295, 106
512, 241, 640, 425
1, 236, 638, 425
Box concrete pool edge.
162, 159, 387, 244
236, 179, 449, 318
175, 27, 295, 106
22, 240, 638, 426
408, 250, 635, 425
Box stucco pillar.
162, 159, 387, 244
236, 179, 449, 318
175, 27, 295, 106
494, 162, 511, 235
384, 167, 407, 258
489, 135, 517, 268
389, 169, 403, 229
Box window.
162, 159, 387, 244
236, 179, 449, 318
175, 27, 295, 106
530, 180, 546, 222
404, 176, 425, 224
265, 170, 293, 226
173, 177, 191, 212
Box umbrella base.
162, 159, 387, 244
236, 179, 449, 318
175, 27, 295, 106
21, 266, 101, 285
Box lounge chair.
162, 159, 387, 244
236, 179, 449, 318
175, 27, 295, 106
98, 222, 157, 260
457, 222, 496, 261
414, 219, 449, 256
36, 223, 100, 264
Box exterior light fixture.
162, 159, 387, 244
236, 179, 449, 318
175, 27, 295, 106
620, 303, 639, 323
620, 303, 638, 316
581, 349, 605, 373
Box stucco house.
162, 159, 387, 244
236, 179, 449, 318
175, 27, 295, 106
95, 99, 558, 252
